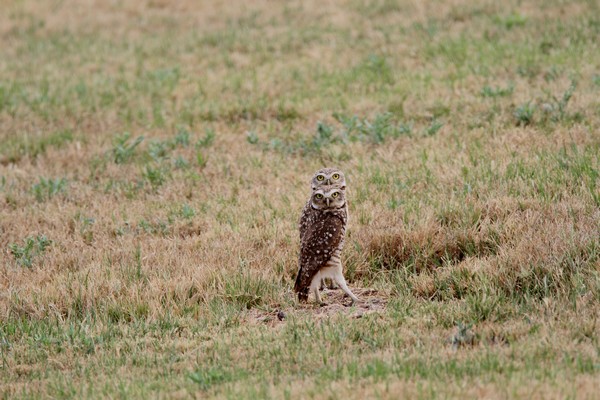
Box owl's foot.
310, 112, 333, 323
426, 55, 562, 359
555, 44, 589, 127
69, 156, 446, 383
344, 297, 359, 307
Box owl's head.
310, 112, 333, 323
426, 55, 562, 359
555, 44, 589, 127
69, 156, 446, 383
311, 168, 346, 190
310, 186, 346, 210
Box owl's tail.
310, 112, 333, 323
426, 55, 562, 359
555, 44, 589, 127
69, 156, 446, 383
296, 288, 309, 302
294, 272, 309, 302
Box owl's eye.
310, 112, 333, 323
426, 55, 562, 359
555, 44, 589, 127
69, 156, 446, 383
332, 173, 340, 180
331, 192, 339, 198
316, 175, 325, 181
315, 193, 324, 199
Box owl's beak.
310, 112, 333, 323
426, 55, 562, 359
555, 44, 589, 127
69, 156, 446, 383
326, 179, 331, 185
326, 198, 330, 207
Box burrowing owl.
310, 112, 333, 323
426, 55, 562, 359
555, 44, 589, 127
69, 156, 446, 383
299, 168, 347, 241
299, 168, 348, 290
310, 167, 347, 191
294, 185, 359, 305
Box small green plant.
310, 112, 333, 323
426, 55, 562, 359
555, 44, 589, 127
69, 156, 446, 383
147, 131, 194, 162
196, 128, 216, 148
31, 177, 67, 202
173, 156, 189, 169
148, 140, 170, 162
424, 119, 444, 136
541, 80, 577, 123
334, 112, 411, 144
189, 366, 243, 391
173, 128, 191, 147
398, 122, 413, 135
142, 165, 167, 189
112, 133, 144, 164
246, 131, 259, 144
514, 102, 536, 126
196, 151, 207, 168
306, 121, 336, 151
179, 204, 196, 220
356, 113, 398, 144
137, 219, 169, 235
9, 235, 52, 268
262, 114, 414, 156
494, 13, 527, 29
354, 54, 395, 85
79, 215, 95, 245
334, 113, 359, 135
266, 120, 343, 155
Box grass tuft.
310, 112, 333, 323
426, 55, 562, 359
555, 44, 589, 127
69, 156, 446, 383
31, 177, 67, 202
9, 235, 52, 268
514, 101, 536, 126
111, 133, 144, 164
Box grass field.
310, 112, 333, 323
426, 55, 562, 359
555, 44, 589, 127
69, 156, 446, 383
1, 0, 599, 398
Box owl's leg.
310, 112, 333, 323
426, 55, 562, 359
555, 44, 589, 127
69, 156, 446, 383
310, 273, 326, 306
333, 272, 359, 305
314, 287, 323, 305
320, 278, 338, 290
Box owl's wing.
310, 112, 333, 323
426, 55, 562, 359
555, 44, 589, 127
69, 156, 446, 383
294, 212, 345, 297
298, 200, 311, 241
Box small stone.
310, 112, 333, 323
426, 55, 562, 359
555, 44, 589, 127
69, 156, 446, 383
277, 310, 286, 321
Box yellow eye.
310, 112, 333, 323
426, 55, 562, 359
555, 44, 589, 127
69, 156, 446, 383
332, 192, 339, 198
316, 175, 325, 181
332, 173, 340, 180
315, 193, 323, 199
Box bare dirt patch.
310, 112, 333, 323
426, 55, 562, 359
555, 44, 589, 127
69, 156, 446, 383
251, 288, 388, 325
309, 287, 388, 319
